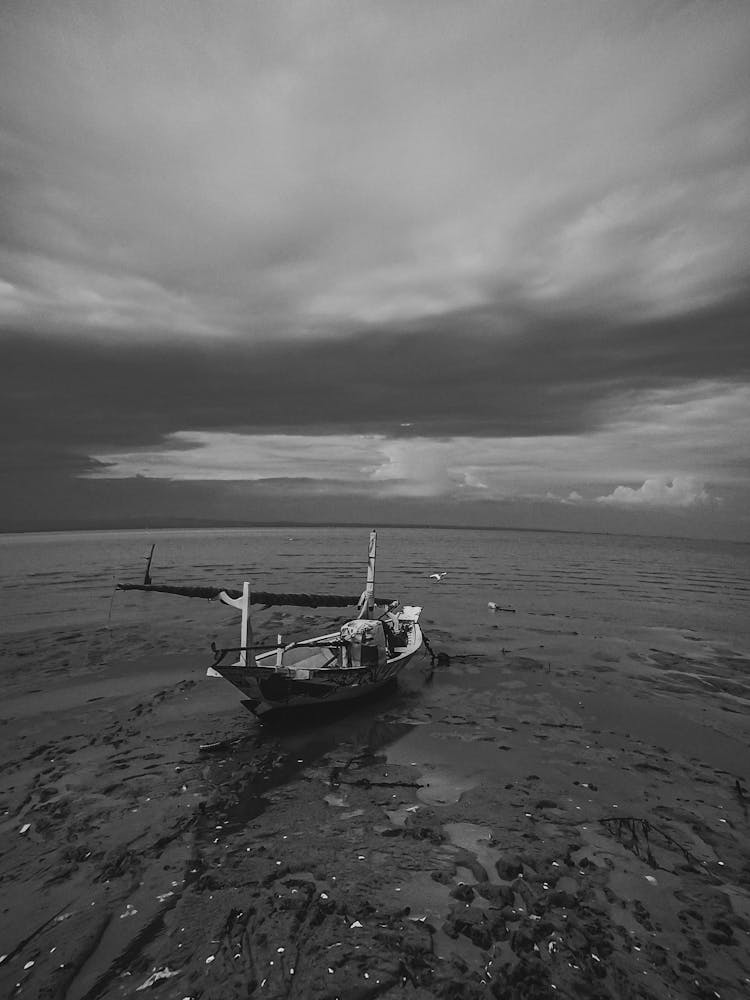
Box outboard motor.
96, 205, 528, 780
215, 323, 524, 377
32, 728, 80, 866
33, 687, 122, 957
340, 619, 388, 668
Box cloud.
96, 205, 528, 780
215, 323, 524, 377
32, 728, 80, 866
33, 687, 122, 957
369, 439, 457, 497
87, 432, 485, 499
596, 477, 714, 508
3, 290, 750, 460
461, 471, 488, 491
1, 2, 749, 342
91, 431, 383, 485
84, 412, 735, 514
3, 316, 748, 508
1, 3, 749, 537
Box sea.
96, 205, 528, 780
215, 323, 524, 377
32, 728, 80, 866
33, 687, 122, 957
1, 526, 748, 661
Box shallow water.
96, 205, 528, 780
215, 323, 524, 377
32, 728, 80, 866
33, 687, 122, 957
4, 524, 747, 789
2, 527, 749, 999
1, 525, 748, 645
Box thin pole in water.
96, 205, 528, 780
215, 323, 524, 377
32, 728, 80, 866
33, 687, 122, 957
144, 543, 155, 585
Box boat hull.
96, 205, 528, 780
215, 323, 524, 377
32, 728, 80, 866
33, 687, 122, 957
211, 625, 423, 717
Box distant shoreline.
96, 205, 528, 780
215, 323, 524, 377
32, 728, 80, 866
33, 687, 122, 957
0, 519, 746, 545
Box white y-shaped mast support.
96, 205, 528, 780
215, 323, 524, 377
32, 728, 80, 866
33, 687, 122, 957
219, 582, 251, 666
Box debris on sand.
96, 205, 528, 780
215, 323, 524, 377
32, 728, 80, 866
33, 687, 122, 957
136, 967, 180, 990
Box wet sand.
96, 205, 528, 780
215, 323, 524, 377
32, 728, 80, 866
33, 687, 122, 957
1, 607, 749, 999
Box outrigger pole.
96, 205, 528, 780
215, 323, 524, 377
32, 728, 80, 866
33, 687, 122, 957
115, 583, 393, 607
117, 530, 390, 669
117, 530, 389, 612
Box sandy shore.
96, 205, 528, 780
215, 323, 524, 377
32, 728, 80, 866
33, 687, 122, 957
1, 607, 749, 999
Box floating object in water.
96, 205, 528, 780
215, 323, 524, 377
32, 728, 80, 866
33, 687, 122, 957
488, 602, 515, 613
429, 572, 447, 581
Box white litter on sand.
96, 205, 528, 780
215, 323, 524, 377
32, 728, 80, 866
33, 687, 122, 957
136, 968, 180, 991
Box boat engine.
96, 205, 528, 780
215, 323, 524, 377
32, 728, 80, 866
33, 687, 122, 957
340, 619, 388, 668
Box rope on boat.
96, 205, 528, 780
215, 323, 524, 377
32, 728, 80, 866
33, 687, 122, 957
115, 583, 395, 608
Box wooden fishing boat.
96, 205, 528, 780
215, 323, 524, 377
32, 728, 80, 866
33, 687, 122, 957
117, 530, 423, 717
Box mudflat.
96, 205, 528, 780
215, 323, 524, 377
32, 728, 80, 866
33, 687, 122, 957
1, 606, 749, 1000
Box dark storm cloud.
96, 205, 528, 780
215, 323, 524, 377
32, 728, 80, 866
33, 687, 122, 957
2, 288, 749, 461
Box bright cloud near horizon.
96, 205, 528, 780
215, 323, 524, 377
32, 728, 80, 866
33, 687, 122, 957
1, 1, 749, 537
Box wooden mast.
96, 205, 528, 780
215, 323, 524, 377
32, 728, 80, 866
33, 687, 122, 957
357, 529, 377, 619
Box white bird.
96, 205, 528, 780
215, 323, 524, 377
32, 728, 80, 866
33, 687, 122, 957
429, 572, 447, 581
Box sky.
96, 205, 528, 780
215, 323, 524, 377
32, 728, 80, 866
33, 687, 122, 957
1, 1, 749, 539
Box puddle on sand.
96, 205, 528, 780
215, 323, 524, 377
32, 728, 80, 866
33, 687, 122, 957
386, 714, 526, 806
391, 870, 452, 928
417, 767, 477, 806
444, 823, 500, 883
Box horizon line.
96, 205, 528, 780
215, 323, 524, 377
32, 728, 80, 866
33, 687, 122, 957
0, 517, 745, 547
